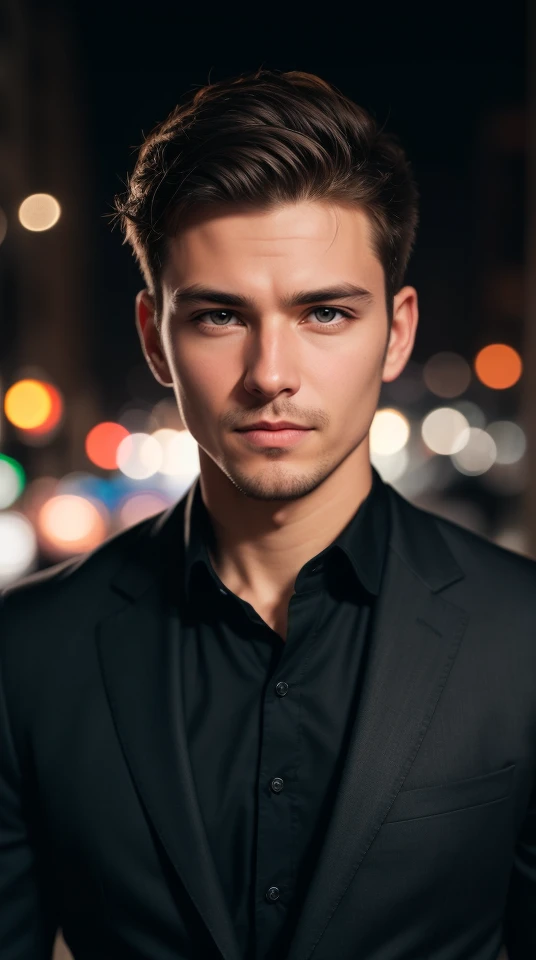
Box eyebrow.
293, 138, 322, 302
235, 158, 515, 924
169, 282, 374, 311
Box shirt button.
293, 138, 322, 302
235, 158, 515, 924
270, 777, 284, 793
275, 681, 289, 697
265, 886, 280, 903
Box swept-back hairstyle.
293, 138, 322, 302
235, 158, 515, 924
113, 68, 419, 327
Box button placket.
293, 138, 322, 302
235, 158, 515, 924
255, 674, 295, 939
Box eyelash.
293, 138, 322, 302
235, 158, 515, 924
190, 307, 354, 332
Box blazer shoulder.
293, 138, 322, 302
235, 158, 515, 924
0, 510, 160, 627
414, 496, 536, 587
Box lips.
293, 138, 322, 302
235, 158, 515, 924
235, 425, 312, 448
237, 423, 309, 432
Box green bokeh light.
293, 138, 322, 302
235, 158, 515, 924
0, 454, 26, 509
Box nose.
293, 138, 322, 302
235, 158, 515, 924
242, 321, 301, 400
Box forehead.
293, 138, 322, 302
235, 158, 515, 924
162, 201, 384, 293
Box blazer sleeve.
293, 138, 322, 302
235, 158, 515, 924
0, 594, 59, 959
503, 770, 536, 958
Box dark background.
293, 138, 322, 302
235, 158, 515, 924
69, 2, 526, 409
0, 0, 530, 581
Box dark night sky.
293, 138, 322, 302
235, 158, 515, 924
59, 1, 526, 417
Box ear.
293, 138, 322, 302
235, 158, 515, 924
381, 285, 419, 383
135, 289, 173, 388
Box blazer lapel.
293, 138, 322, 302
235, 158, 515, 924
285, 485, 469, 960
96, 490, 242, 960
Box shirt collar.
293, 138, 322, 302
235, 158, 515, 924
183, 466, 390, 601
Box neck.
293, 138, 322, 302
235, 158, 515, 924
198, 443, 373, 607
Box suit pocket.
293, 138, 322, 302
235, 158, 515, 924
384, 763, 516, 823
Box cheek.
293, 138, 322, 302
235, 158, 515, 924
319, 343, 384, 410
171, 343, 230, 421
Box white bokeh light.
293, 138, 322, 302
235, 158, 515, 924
117, 432, 163, 479
371, 446, 409, 483
451, 428, 497, 476
421, 407, 470, 455
153, 429, 200, 480
18, 193, 61, 231
0, 512, 38, 586
152, 428, 182, 475
370, 409, 410, 456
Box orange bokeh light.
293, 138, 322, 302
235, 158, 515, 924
25, 384, 64, 435
474, 344, 522, 390
4, 379, 52, 429
85, 422, 130, 470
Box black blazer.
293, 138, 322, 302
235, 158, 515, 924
1, 480, 535, 960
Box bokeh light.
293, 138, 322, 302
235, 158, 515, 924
21, 476, 59, 525
118, 492, 171, 529
154, 430, 200, 484
153, 429, 184, 475
24, 383, 64, 436
474, 344, 522, 389
152, 397, 185, 430
4, 379, 52, 429
393, 451, 454, 500
371, 446, 409, 483
0, 512, 38, 586
452, 400, 487, 429
451, 427, 497, 475
369, 409, 410, 456
421, 407, 470, 455
117, 432, 163, 479
423, 352, 471, 398
153, 428, 201, 477
38, 494, 108, 555
18, 193, 61, 231
118, 405, 159, 435
86, 422, 130, 470
0, 454, 26, 509
486, 421, 526, 465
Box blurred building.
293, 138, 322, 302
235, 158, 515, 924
1, 0, 99, 478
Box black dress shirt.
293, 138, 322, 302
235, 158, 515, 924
177, 468, 390, 960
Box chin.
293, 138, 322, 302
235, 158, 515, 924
224, 460, 332, 502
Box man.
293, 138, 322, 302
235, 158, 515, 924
0, 69, 535, 960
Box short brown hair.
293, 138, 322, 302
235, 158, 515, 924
113, 68, 419, 326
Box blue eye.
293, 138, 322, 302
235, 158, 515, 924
313, 307, 342, 323
191, 306, 353, 330
202, 310, 236, 325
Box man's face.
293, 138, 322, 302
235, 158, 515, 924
138, 201, 417, 501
